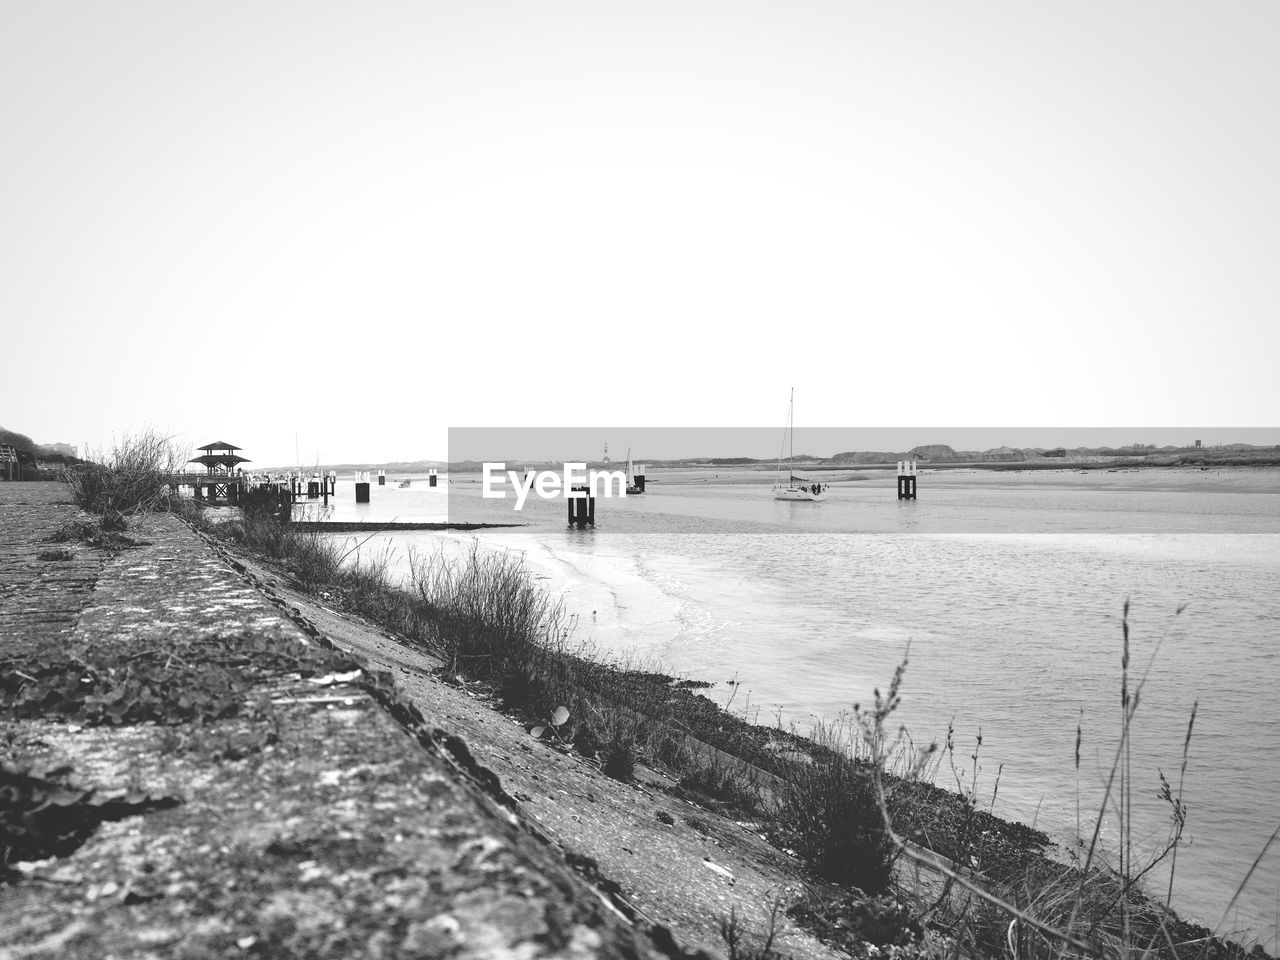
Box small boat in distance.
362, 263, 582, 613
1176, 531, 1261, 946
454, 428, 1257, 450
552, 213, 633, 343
398, 479, 412, 488
625, 449, 645, 494
773, 388, 828, 502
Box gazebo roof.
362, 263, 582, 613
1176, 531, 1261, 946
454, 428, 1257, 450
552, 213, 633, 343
188, 454, 251, 467
196, 440, 242, 452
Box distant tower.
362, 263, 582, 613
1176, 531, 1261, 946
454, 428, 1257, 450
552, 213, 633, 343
1195, 439, 1202, 449
602, 442, 610, 463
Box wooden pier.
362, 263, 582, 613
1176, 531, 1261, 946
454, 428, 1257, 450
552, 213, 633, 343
171, 440, 346, 509
172, 441, 450, 514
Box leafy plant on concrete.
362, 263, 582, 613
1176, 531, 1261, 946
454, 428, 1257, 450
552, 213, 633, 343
1, 759, 179, 872
2, 634, 357, 727
529, 705, 570, 742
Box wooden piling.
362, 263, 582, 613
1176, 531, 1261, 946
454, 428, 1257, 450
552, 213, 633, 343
896, 460, 918, 500
568, 485, 595, 527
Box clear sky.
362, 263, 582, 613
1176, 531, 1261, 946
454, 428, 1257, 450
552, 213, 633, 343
3, 2, 1277, 466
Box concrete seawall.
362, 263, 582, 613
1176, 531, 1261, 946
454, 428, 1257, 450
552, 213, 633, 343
0, 483, 684, 958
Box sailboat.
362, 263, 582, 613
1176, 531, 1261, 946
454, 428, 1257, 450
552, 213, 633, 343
625, 448, 645, 494
773, 388, 828, 502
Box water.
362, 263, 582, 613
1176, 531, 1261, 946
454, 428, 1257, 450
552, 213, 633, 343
312, 467, 1280, 948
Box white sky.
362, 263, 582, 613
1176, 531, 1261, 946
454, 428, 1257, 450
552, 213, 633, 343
3, 2, 1278, 466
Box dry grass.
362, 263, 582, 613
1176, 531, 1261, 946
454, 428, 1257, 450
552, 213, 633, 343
66, 428, 185, 517
404, 542, 575, 680
848, 607, 1276, 960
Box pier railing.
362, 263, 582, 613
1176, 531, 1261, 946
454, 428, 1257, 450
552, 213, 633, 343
167, 472, 337, 507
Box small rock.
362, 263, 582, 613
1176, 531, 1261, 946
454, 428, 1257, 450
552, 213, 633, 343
701, 859, 734, 883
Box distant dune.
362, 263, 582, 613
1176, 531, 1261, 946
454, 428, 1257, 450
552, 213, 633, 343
263, 445, 1280, 475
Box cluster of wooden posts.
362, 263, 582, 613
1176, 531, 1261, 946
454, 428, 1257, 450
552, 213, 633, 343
178, 468, 443, 510
176, 471, 338, 508
567, 486, 595, 528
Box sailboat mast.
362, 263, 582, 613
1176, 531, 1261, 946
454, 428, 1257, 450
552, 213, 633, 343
789, 387, 794, 466
774, 391, 789, 486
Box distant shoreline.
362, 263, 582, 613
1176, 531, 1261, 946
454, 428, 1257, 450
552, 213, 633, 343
801, 456, 1280, 473
263, 449, 1280, 476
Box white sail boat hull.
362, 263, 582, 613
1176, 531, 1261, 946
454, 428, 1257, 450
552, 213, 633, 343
774, 486, 827, 502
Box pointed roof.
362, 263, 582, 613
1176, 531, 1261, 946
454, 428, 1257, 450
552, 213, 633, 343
197, 440, 241, 452
188, 454, 251, 466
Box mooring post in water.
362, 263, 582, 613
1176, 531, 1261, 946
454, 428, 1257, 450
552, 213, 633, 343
897, 460, 917, 500
307, 473, 321, 499
378, 469, 385, 486
429, 468, 438, 488
355, 470, 370, 504
567, 485, 595, 527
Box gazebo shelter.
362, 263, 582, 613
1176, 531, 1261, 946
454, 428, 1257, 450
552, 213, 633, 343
186, 441, 251, 503
188, 441, 250, 477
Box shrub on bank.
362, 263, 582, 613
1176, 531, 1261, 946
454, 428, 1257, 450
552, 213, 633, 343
771, 754, 896, 893
406, 543, 571, 680
66, 430, 183, 515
